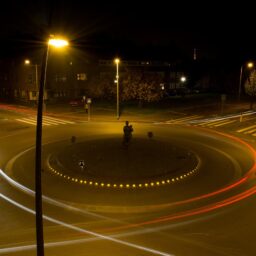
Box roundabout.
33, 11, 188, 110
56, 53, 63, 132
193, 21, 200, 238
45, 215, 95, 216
1, 121, 256, 255
47, 136, 199, 189
3, 122, 255, 209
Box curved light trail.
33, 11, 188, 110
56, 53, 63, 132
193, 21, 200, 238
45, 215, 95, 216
0, 192, 173, 256
1, 122, 256, 255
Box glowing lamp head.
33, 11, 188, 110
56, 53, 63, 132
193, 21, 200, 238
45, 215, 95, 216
115, 58, 120, 64
48, 39, 69, 48
180, 76, 186, 82
24, 59, 30, 65
248, 62, 254, 68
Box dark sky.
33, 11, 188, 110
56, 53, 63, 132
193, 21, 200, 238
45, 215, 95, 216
0, 0, 255, 62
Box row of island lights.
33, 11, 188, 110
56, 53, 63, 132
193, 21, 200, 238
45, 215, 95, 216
48, 165, 197, 189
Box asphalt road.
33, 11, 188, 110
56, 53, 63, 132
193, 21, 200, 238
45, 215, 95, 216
1, 114, 256, 256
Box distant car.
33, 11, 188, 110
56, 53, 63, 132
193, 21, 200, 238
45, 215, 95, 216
69, 98, 84, 107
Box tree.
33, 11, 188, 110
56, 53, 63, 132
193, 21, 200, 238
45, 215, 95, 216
244, 70, 256, 109
121, 70, 164, 105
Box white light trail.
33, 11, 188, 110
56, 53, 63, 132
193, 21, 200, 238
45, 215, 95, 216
0, 191, 173, 256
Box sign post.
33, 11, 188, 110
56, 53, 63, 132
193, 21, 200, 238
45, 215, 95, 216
87, 98, 92, 121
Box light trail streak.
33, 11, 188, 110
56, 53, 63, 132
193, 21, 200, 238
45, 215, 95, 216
101, 185, 256, 233
191, 126, 256, 178
2, 181, 253, 255
189, 110, 256, 124
0, 169, 122, 222
1, 123, 256, 254
0, 193, 173, 256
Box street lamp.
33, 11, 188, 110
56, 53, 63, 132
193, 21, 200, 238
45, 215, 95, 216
24, 59, 39, 103
180, 76, 186, 83
114, 58, 120, 119
35, 36, 68, 256
239, 62, 254, 101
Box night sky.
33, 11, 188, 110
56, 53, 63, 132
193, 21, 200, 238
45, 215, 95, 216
0, 0, 255, 62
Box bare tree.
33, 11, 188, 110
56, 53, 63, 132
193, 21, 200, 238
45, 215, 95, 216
121, 71, 164, 106
244, 70, 256, 109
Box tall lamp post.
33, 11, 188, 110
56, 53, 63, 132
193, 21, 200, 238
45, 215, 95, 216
24, 59, 38, 103
114, 58, 120, 119
35, 37, 68, 256
239, 62, 254, 101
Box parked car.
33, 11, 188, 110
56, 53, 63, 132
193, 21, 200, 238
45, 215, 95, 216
69, 98, 84, 107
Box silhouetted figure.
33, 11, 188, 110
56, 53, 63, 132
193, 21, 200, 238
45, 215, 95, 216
123, 121, 133, 146
84, 103, 88, 113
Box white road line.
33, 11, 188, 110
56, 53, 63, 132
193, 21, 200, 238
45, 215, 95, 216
16, 118, 51, 126
16, 118, 36, 125
198, 120, 224, 126
244, 129, 256, 134
42, 120, 59, 125
237, 125, 256, 133
200, 119, 232, 127
43, 118, 66, 125
167, 115, 201, 123
45, 116, 75, 124
212, 120, 236, 127
16, 116, 74, 126
16, 118, 50, 126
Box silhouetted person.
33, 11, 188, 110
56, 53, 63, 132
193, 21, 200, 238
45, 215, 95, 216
123, 121, 133, 146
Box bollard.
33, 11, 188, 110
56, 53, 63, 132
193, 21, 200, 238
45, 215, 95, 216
71, 136, 76, 144
148, 131, 153, 139
240, 113, 243, 122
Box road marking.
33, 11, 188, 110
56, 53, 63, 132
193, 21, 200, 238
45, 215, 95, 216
199, 119, 235, 127
44, 116, 75, 124
237, 125, 256, 133
15, 116, 74, 126
16, 118, 49, 126
244, 128, 256, 134
212, 120, 236, 127
166, 115, 202, 123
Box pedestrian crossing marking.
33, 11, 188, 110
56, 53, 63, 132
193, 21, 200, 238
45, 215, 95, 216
43, 116, 74, 124
198, 119, 225, 126
212, 120, 236, 127
244, 128, 256, 134
166, 115, 202, 123
237, 125, 256, 133
16, 116, 74, 126
197, 119, 237, 127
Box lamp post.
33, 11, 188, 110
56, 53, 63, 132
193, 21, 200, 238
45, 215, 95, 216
35, 37, 68, 256
115, 58, 120, 119
239, 62, 254, 101
25, 59, 39, 103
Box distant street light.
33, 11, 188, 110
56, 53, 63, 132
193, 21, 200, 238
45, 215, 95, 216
25, 59, 39, 103
180, 76, 186, 83
239, 62, 254, 101
35, 36, 68, 256
114, 58, 120, 119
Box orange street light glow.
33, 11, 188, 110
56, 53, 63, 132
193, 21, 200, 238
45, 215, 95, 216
247, 62, 254, 68
48, 39, 69, 48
